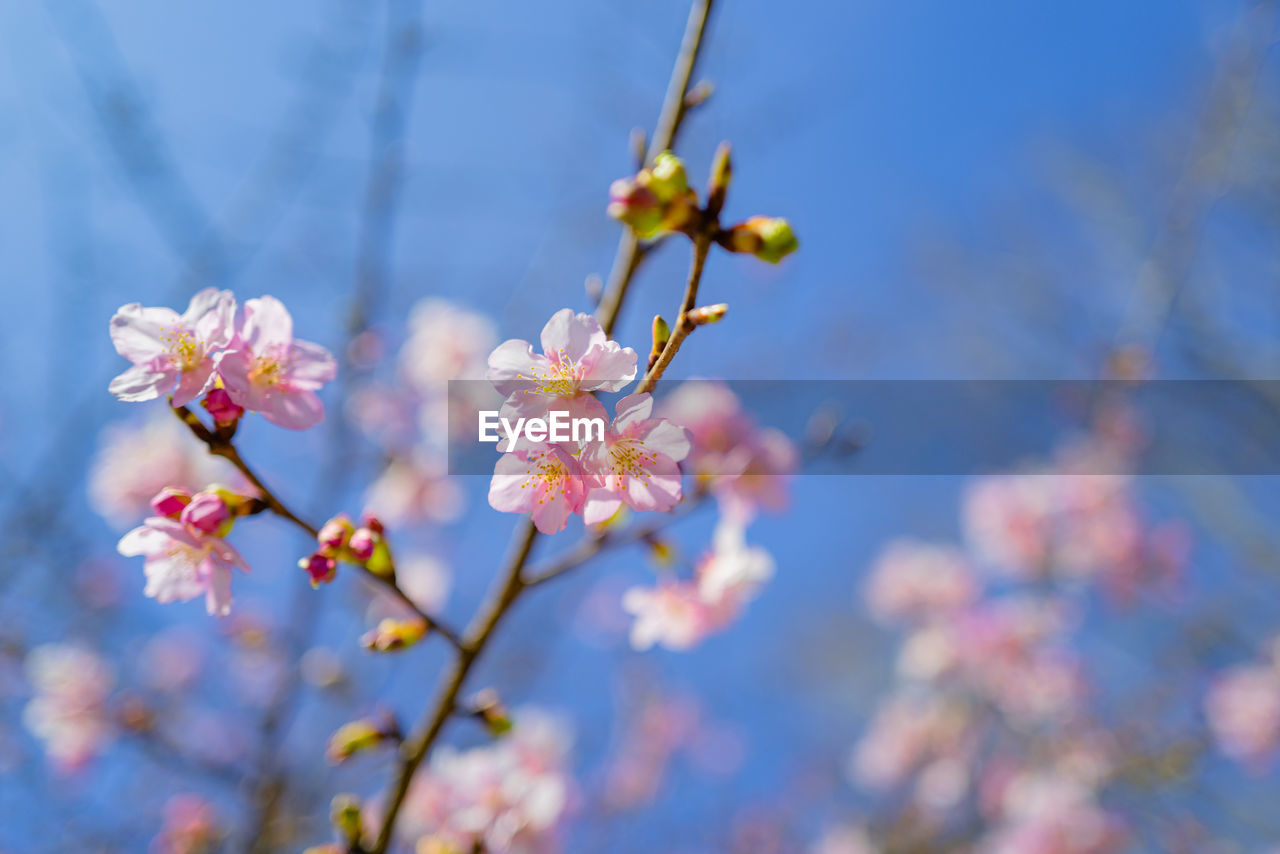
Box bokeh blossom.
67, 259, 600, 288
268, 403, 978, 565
216, 296, 337, 429
150, 794, 223, 854
1205, 661, 1280, 768
22, 644, 115, 772
108, 288, 235, 406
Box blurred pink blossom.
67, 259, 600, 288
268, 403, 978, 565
22, 644, 115, 772
1205, 663, 1280, 767
150, 793, 222, 854
864, 540, 978, 625
365, 454, 464, 527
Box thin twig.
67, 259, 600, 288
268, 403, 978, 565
363, 1, 719, 849
170, 405, 464, 649
637, 229, 713, 394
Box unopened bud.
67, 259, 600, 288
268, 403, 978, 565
330, 794, 364, 843
360, 618, 427, 653
706, 141, 732, 215
348, 528, 377, 563
150, 487, 192, 520
360, 513, 386, 535
687, 303, 729, 326
201, 388, 244, 424
317, 514, 354, 555
608, 177, 664, 239
300, 553, 338, 588
180, 491, 231, 535
470, 688, 513, 737
608, 151, 699, 239
327, 720, 387, 764
649, 315, 670, 370
724, 216, 798, 264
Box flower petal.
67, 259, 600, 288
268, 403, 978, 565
109, 304, 180, 363
108, 363, 173, 402
540, 309, 604, 363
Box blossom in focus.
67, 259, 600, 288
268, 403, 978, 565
1205, 663, 1280, 767
21, 644, 115, 772
580, 393, 691, 524
864, 540, 978, 625
108, 288, 236, 406
117, 517, 249, 616
489, 445, 588, 534
486, 309, 636, 419
88, 413, 231, 527
150, 794, 223, 854
216, 295, 337, 429
396, 709, 575, 854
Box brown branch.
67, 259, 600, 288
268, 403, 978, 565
170, 404, 464, 649
362, 2, 719, 850
637, 228, 713, 394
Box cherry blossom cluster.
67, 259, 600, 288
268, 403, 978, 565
843, 418, 1190, 854
484, 308, 690, 534
22, 643, 116, 773
367, 710, 575, 854
109, 288, 337, 429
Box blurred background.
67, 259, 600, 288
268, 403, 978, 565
3, 0, 1280, 851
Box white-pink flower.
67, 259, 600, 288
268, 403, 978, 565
486, 308, 636, 418
622, 521, 773, 652
488, 445, 588, 534
108, 288, 236, 406
581, 393, 691, 525
22, 644, 115, 772
865, 540, 978, 625
215, 296, 337, 430
117, 517, 249, 617
1205, 664, 1280, 767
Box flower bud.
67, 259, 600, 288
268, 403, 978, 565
180, 491, 231, 535
201, 388, 244, 424
317, 514, 354, 555
360, 618, 427, 652
608, 151, 699, 240
150, 487, 192, 520
687, 303, 728, 326
348, 528, 377, 563
300, 553, 338, 588
330, 794, 364, 843
706, 141, 732, 215
360, 513, 386, 535
470, 688, 513, 737
649, 315, 670, 371
607, 177, 664, 238
326, 720, 387, 764
724, 216, 798, 263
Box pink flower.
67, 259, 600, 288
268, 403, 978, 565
21, 644, 115, 772
581, 393, 691, 524
117, 517, 249, 617
215, 296, 337, 429
108, 288, 236, 406
486, 308, 636, 418
622, 521, 773, 651
400, 298, 497, 391
488, 445, 587, 534
1205, 664, 1280, 767
622, 582, 715, 651
150, 794, 223, 854
365, 454, 464, 526
200, 387, 244, 423
864, 540, 978, 625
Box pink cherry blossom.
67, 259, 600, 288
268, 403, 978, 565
488, 445, 587, 534
365, 453, 464, 526
1205, 663, 1280, 767
581, 393, 691, 524
401, 298, 497, 391
656, 380, 796, 521
394, 709, 575, 854
117, 517, 249, 617
150, 794, 223, 854
21, 643, 115, 772
108, 288, 236, 406
622, 581, 716, 651
215, 296, 337, 429
622, 521, 773, 651
864, 539, 978, 624
486, 308, 636, 418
